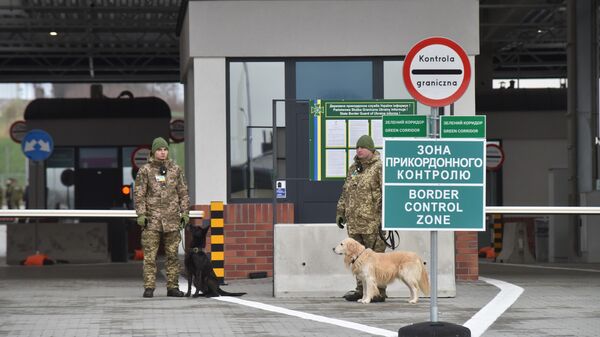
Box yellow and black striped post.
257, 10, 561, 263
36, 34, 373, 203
493, 214, 503, 258
210, 201, 225, 284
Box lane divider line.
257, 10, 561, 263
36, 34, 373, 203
463, 277, 524, 337
177, 276, 396, 336
176, 274, 523, 337
213, 296, 398, 337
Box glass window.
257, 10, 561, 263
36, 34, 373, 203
492, 78, 567, 89
229, 61, 285, 199
79, 147, 118, 169
296, 61, 373, 100
122, 147, 136, 186
383, 60, 429, 115
46, 147, 75, 209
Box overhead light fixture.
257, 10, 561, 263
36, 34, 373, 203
49, 31, 58, 36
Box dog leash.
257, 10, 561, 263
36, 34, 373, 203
379, 229, 400, 250
180, 220, 189, 253
351, 247, 366, 264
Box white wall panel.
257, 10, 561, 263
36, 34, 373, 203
192, 58, 227, 204
184, 0, 479, 58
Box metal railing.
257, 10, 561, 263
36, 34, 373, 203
0, 210, 204, 218
0, 207, 599, 219
485, 206, 600, 215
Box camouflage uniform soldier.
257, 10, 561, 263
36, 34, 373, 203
336, 135, 387, 302
12, 185, 23, 209
5, 179, 18, 209
134, 137, 190, 298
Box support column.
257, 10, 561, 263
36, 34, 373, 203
187, 58, 227, 205
574, 0, 598, 193
28, 161, 45, 209
566, 0, 598, 261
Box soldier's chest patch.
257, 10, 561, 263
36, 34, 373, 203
155, 175, 166, 182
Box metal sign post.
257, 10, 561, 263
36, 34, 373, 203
429, 106, 439, 322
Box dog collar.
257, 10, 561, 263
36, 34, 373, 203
191, 247, 201, 253
351, 248, 366, 264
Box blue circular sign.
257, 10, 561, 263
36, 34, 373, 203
22, 129, 54, 161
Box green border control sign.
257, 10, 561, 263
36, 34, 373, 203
383, 115, 427, 138
440, 116, 486, 138
382, 138, 486, 231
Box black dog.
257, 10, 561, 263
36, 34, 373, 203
184, 221, 246, 297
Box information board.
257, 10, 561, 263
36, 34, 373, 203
382, 138, 485, 231
309, 99, 416, 180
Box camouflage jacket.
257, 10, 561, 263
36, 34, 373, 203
336, 151, 382, 235
134, 157, 190, 232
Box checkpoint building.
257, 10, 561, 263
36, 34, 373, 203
2, 0, 600, 290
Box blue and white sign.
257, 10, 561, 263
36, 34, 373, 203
22, 129, 54, 161
276, 180, 287, 199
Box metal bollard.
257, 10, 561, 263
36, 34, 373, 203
210, 201, 225, 285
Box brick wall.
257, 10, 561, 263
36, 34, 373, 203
455, 231, 478, 281
190, 203, 294, 280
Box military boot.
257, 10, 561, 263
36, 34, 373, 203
167, 288, 185, 297
371, 287, 387, 302
343, 290, 363, 301
143, 288, 154, 298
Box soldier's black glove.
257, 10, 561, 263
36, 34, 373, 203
336, 215, 346, 229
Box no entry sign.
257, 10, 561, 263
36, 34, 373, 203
403, 37, 471, 107
9, 120, 27, 143
486, 143, 505, 171
170, 119, 185, 143
131, 146, 151, 170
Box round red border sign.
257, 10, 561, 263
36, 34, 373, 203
131, 146, 151, 170
403, 37, 471, 107
486, 143, 505, 171
170, 119, 185, 143
9, 120, 27, 143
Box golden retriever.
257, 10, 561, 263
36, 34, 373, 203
333, 237, 430, 304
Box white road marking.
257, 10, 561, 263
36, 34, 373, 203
177, 275, 397, 336
464, 261, 600, 336
176, 274, 523, 337
463, 277, 524, 337
213, 296, 398, 337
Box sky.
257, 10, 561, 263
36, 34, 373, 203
0, 84, 35, 99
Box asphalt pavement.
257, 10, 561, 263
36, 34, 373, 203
0, 258, 598, 337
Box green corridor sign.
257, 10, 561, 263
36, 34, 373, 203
382, 139, 486, 231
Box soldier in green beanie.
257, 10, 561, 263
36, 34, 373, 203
134, 137, 190, 298
336, 134, 387, 302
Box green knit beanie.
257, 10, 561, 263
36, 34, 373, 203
151, 137, 169, 155
356, 135, 375, 152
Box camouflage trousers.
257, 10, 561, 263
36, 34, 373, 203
141, 229, 181, 289
349, 232, 387, 296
